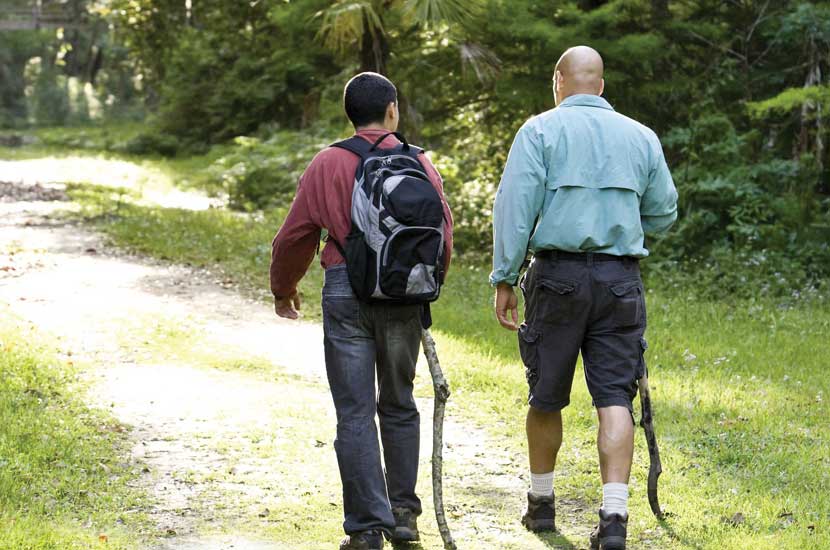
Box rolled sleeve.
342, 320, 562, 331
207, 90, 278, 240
490, 123, 547, 286
641, 142, 678, 235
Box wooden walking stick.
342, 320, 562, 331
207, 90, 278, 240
637, 373, 664, 519
421, 329, 457, 550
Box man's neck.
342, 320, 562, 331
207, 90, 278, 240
355, 123, 393, 132
562, 90, 599, 100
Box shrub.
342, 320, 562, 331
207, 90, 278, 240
122, 131, 181, 156
206, 132, 328, 211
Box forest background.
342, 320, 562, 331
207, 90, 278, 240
2, 0, 829, 296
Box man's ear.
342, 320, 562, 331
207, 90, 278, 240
598, 78, 605, 96
554, 70, 564, 91
384, 101, 400, 131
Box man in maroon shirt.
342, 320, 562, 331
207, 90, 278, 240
270, 72, 452, 550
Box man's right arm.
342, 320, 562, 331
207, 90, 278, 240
490, 122, 547, 331
270, 164, 323, 318
641, 138, 678, 235
490, 123, 547, 287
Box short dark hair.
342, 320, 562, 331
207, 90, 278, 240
343, 72, 397, 128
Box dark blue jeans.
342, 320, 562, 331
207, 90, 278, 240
322, 265, 423, 535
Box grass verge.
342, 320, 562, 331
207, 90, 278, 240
0, 311, 148, 549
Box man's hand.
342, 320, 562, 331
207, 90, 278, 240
494, 283, 519, 331
274, 291, 302, 320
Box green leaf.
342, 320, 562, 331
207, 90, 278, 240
747, 85, 830, 119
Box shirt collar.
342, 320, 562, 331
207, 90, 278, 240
355, 128, 393, 136
558, 94, 614, 111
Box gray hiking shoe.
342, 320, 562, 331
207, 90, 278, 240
589, 509, 628, 550
389, 507, 420, 542
340, 530, 384, 550
521, 491, 556, 532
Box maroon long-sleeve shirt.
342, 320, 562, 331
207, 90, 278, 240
270, 129, 453, 298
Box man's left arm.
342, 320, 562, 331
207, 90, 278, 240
420, 153, 454, 278
641, 139, 679, 235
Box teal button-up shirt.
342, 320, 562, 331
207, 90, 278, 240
490, 94, 678, 286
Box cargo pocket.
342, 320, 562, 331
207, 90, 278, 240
518, 323, 541, 389
537, 279, 578, 325
609, 279, 643, 328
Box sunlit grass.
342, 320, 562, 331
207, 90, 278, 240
64, 183, 322, 308
0, 310, 149, 549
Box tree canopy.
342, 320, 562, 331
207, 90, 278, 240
1, 0, 829, 294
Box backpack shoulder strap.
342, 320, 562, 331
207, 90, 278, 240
330, 136, 373, 159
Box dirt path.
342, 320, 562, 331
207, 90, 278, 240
0, 182, 586, 549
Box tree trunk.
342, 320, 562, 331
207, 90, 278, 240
651, 0, 669, 24
86, 46, 103, 84
796, 37, 822, 162
359, 11, 389, 74
301, 90, 320, 129
397, 89, 421, 142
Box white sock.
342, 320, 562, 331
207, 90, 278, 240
529, 471, 554, 497
601, 482, 629, 516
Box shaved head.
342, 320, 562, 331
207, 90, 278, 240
553, 45, 605, 105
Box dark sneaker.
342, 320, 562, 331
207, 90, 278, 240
389, 507, 420, 542
589, 509, 628, 550
521, 491, 556, 532
340, 530, 384, 550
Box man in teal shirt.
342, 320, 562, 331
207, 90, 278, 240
490, 46, 677, 550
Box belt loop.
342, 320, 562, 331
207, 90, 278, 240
587, 252, 594, 267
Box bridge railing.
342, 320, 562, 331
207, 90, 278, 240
0, 4, 81, 30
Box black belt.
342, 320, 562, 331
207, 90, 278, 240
534, 249, 638, 263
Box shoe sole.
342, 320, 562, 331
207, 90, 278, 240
522, 517, 556, 532
590, 535, 625, 550
389, 526, 419, 543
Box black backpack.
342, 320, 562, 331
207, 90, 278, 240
330, 132, 446, 311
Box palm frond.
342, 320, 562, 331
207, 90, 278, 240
402, 0, 482, 26
459, 42, 501, 82
315, 1, 385, 54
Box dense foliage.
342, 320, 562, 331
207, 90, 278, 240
2, 0, 829, 295
0, 0, 140, 127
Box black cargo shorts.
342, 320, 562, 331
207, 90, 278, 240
518, 250, 648, 412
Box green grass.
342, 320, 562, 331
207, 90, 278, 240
7, 141, 829, 548
1, 123, 234, 198
433, 268, 830, 550
0, 312, 148, 549
64, 183, 324, 311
